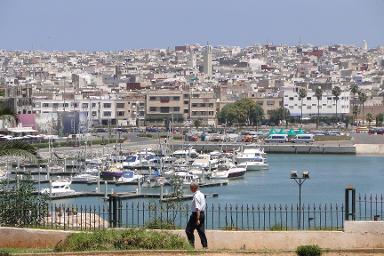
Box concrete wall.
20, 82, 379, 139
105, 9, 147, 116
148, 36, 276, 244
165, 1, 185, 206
1, 221, 384, 250
171, 143, 356, 154
355, 144, 384, 154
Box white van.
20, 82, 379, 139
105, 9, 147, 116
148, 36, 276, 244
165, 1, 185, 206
264, 134, 288, 143
292, 134, 315, 143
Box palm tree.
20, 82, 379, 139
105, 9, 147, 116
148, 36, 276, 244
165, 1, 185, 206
298, 88, 307, 124
332, 86, 342, 123
358, 91, 368, 118
315, 86, 323, 128
366, 113, 374, 127
350, 85, 359, 125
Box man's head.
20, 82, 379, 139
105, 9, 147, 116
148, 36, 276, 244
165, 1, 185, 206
190, 182, 199, 193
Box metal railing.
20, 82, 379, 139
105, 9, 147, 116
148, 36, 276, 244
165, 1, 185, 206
1, 193, 382, 231
356, 194, 384, 221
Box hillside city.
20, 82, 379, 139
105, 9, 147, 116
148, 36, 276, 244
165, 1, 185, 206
1, 42, 384, 135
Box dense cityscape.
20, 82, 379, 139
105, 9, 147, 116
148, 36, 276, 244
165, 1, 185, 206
1, 42, 383, 135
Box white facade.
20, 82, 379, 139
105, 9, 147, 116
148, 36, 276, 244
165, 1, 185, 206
203, 45, 212, 77
283, 88, 350, 117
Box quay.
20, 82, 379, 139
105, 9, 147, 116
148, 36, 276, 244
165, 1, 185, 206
32, 191, 220, 201
170, 142, 356, 154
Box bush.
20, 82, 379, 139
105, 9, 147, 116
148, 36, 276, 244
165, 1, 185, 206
296, 245, 322, 256
145, 218, 179, 230
55, 229, 191, 252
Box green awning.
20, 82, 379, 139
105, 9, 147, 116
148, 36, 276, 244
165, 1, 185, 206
268, 128, 277, 135
278, 128, 286, 134
287, 128, 296, 136
296, 128, 305, 134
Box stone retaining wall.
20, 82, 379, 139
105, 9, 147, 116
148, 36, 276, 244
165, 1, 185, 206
1, 221, 384, 250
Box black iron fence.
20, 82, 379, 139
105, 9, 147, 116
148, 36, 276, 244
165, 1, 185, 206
0, 192, 382, 231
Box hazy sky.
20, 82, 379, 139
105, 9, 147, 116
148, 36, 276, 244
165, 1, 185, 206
0, 0, 383, 51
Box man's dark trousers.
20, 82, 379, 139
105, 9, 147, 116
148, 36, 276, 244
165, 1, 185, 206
185, 212, 208, 248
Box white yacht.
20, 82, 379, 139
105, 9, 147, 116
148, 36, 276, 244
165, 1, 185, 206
71, 173, 99, 182
173, 171, 200, 186
118, 170, 143, 183
172, 148, 199, 159
237, 156, 268, 171
234, 146, 266, 164
41, 179, 75, 195
191, 154, 218, 170
210, 159, 246, 179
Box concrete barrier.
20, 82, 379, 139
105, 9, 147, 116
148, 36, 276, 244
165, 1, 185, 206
355, 144, 384, 155
171, 143, 356, 154
1, 221, 384, 250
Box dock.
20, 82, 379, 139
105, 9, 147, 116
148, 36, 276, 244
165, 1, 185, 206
33, 191, 219, 201
170, 142, 356, 154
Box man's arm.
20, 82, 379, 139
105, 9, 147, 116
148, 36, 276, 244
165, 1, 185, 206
196, 208, 201, 225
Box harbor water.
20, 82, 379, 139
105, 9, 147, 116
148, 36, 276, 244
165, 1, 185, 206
45, 154, 384, 207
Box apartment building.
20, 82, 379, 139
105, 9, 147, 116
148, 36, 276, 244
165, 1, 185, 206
145, 89, 217, 126
145, 90, 184, 124
283, 87, 350, 117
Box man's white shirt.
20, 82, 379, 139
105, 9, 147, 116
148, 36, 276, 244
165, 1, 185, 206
191, 190, 206, 212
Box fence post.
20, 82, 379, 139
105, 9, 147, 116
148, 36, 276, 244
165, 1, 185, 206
345, 186, 356, 220
108, 194, 121, 228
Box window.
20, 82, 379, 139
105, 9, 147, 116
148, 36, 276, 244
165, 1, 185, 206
92, 111, 97, 116
116, 103, 125, 108
64, 103, 69, 108
184, 100, 189, 104
43, 103, 49, 108
73, 103, 78, 108
184, 109, 189, 113
267, 101, 275, 106
149, 96, 157, 101
327, 97, 332, 100
173, 107, 180, 112
307, 97, 311, 100
183, 94, 189, 98
117, 111, 125, 117
160, 107, 169, 113
149, 107, 157, 112
307, 106, 311, 109
92, 103, 96, 108
208, 103, 214, 107
192, 103, 198, 107
289, 97, 294, 100
82, 103, 88, 108
103, 103, 111, 108
160, 97, 170, 103
103, 111, 111, 117
173, 96, 180, 101
53, 103, 59, 108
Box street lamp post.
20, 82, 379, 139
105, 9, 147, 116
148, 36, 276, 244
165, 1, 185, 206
290, 170, 310, 229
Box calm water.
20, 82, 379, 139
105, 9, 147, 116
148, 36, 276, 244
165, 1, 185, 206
45, 154, 384, 206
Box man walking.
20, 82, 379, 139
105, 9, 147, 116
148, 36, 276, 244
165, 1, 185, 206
185, 182, 208, 248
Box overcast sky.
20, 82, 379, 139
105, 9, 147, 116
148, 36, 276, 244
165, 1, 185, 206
0, 0, 383, 51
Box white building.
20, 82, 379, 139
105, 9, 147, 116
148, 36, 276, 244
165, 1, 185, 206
283, 87, 350, 117
203, 45, 212, 77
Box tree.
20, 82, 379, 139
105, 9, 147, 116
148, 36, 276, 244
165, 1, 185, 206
376, 113, 384, 127
217, 99, 264, 126
315, 86, 323, 128
366, 113, 374, 126
298, 88, 307, 124
0, 175, 48, 227
358, 91, 368, 117
268, 107, 290, 126
0, 140, 38, 161
332, 86, 342, 123
193, 119, 202, 130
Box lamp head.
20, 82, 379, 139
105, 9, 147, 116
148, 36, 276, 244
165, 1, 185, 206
302, 171, 310, 179
290, 171, 298, 179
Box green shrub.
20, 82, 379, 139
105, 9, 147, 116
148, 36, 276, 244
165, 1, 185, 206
296, 244, 322, 256
55, 229, 191, 252
145, 218, 179, 230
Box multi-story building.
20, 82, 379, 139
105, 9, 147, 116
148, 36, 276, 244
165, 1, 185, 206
283, 87, 350, 117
